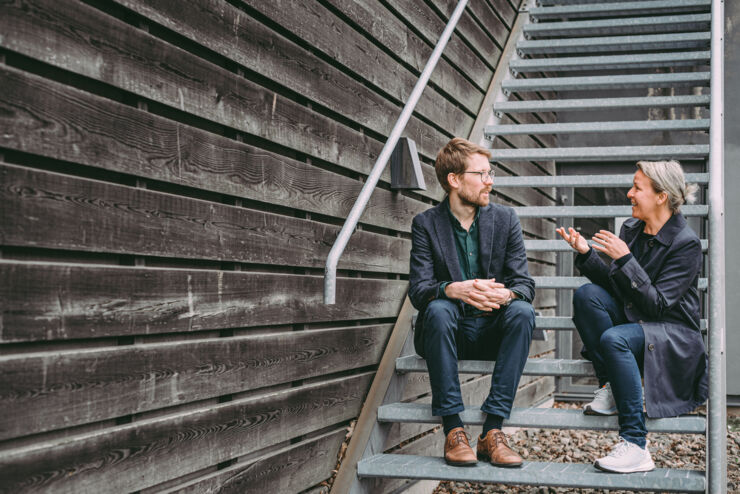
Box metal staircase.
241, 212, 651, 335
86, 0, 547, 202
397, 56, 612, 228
332, 0, 725, 492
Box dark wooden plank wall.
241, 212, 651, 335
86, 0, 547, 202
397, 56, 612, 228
0, 0, 556, 492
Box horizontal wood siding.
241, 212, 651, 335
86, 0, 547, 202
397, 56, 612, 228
0, 0, 555, 492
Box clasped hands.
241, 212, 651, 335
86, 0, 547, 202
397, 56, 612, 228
445, 278, 513, 312
556, 226, 630, 260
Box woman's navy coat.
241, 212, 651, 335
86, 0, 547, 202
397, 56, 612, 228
575, 213, 708, 418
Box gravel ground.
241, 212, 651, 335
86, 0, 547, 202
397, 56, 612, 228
433, 403, 740, 494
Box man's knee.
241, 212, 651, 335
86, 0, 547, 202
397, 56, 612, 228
423, 299, 459, 337
503, 300, 535, 332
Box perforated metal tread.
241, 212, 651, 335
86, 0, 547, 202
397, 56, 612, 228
523, 13, 710, 37
377, 403, 706, 434
514, 204, 708, 217
493, 95, 710, 113
516, 32, 710, 55
524, 239, 709, 253
396, 355, 594, 376
534, 275, 708, 289
502, 72, 710, 92
357, 454, 706, 492
530, 0, 710, 20
494, 173, 709, 187
486, 119, 709, 136
489, 144, 709, 161
509, 52, 710, 74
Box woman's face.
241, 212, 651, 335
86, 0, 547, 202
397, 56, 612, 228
627, 169, 665, 221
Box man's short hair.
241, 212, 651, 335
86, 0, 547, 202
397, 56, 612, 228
435, 138, 492, 193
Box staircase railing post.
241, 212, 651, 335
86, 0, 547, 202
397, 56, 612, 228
707, 0, 726, 492
323, 0, 469, 304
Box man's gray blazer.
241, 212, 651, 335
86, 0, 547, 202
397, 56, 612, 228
408, 198, 535, 357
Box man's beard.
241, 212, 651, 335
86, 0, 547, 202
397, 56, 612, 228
458, 185, 491, 207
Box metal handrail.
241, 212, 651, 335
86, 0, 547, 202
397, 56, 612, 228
707, 0, 726, 491
323, 0, 469, 304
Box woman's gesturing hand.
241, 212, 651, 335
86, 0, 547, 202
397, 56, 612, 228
556, 226, 590, 254
592, 230, 631, 260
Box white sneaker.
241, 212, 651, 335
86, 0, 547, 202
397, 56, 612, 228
594, 438, 655, 473
584, 383, 617, 416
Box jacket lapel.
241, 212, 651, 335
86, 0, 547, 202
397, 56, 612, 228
432, 200, 464, 282
478, 205, 495, 277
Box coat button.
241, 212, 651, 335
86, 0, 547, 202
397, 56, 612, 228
631, 281, 637, 288
625, 302, 633, 309
648, 343, 655, 351
648, 240, 655, 248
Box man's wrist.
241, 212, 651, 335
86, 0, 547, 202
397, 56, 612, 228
502, 289, 514, 306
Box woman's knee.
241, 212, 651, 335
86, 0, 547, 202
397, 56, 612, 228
599, 328, 628, 352
573, 283, 605, 309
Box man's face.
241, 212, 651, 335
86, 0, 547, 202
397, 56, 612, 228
455, 153, 492, 207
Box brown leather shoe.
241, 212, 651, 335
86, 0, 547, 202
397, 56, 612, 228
477, 429, 523, 468
443, 427, 478, 466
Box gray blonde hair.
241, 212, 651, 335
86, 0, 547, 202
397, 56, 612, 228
636, 160, 698, 214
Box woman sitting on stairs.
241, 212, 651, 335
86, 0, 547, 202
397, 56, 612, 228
556, 160, 708, 474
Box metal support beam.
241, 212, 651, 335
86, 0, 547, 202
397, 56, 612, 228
706, 0, 726, 491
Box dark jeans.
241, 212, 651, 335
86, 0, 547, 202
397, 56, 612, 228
573, 283, 647, 447
422, 298, 534, 419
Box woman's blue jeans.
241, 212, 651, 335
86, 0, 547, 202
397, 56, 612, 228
422, 298, 534, 419
573, 283, 647, 447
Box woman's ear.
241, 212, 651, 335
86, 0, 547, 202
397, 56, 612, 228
658, 191, 668, 206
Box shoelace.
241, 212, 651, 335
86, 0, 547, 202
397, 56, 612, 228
608, 440, 632, 457
449, 430, 470, 447
490, 430, 508, 448
594, 386, 609, 399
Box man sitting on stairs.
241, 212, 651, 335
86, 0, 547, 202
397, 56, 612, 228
408, 137, 536, 468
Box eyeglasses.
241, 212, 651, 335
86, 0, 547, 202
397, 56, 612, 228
461, 170, 495, 183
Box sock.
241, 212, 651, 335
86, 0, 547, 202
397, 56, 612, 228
442, 413, 463, 435
481, 413, 504, 438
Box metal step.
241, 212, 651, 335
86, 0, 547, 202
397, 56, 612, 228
486, 119, 709, 136
536, 0, 674, 4
535, 275, 708, 290
489, 144, 709, 161
396, 355, 595, 376
377, 403, 706, 434
509, 51, 710, 74
523, 14, 711, 38
493, 95, 710, 114
502, 73, 710, 93
515, 204, 708, 217
530, 0, 710, 21
525, 238, 709, 253
531, 315, 708, 331
494, 172, 709, 187
516, 32, 710, 55
357, 454, 706, 492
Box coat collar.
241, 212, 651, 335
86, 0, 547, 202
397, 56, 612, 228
433, 197, 463, 281
623, 213, 687, 246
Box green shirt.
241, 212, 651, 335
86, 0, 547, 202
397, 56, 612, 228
438, 203, 484, 314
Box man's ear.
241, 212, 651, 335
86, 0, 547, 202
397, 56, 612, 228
447, 172, 460, 190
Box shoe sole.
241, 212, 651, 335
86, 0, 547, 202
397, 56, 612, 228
477, 453, 523, 468
445, 458, 478, 467
594, 460, 656, 473
584, 406, 617, 416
